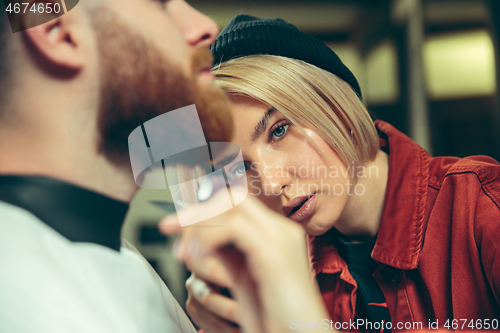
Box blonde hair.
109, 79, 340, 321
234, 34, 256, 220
212, 55, 379, 170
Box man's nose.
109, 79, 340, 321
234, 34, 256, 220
172, 2, 219, 48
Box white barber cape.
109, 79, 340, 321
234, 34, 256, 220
0, 201, 196, 333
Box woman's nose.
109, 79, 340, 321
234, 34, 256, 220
257, 162, 292, 197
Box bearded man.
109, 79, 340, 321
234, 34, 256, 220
0, 0, 232, 332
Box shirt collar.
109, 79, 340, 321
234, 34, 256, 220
371, 120, 429, 270
0, 175, 129, 251
309, 120, 429, 274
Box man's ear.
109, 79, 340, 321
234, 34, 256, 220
22, 0, 84, 71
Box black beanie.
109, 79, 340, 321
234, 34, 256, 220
210, 14, 362, 99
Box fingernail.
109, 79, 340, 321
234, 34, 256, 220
191, 278, 210, 302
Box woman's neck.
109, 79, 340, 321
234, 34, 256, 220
334, 150, 390, 243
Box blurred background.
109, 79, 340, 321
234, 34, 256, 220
122, 0, 500, 308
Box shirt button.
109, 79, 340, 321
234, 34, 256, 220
382, 267, 400, 285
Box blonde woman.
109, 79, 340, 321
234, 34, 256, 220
161, 15, 500, 333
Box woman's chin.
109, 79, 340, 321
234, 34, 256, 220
300, 218, 331, 237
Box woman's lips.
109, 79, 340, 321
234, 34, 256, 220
283, 193, 318, 223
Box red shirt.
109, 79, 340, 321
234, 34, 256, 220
309, 120, 500, 330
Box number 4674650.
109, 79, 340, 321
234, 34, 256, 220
5, 2, 61, 15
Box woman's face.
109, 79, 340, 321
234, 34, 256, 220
225, 96, 353, 236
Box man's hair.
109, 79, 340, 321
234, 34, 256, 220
212, 55, 380, 171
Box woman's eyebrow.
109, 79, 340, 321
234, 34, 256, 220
251, 107, 276, 142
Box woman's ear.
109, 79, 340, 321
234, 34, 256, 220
22, 0, 84, 71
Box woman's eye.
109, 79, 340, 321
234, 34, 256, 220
271, 124, 290, 141
229, 163, 249, 179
